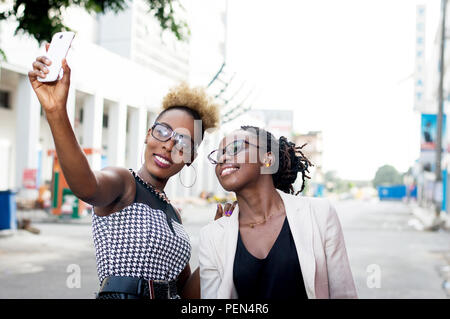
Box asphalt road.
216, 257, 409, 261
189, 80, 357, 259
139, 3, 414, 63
0, 199, 449, 299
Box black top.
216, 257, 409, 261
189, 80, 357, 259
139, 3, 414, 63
130, 169, 181, 234
91, 169, 191, 286
233, 217, 308, 299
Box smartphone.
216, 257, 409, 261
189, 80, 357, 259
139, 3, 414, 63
38, 31, 75, 83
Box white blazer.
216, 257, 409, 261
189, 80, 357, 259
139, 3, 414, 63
199, 189, 358, 299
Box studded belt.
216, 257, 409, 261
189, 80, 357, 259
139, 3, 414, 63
97, 276, 179, 299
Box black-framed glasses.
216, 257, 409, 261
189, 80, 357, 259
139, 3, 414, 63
151, 122, 194, 152
208, 139, 260, 164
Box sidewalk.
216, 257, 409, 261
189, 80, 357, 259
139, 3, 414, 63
0, 209, 92, 238
1, 199, 450, 298
0, 202, 215, 298
409, 203, 450, 231
409, 203, 450, 296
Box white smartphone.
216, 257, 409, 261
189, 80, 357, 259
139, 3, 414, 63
38, 31, 75, 83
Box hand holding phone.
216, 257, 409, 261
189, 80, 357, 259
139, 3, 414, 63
38, 31, 75, 83
28, 32, 75, 115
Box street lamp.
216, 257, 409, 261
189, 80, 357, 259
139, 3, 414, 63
434, 0, 447, 227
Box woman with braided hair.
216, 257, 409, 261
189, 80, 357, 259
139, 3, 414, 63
200, 126, 357, 299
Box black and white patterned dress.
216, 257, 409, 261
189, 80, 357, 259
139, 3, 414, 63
92, 170, 191, 290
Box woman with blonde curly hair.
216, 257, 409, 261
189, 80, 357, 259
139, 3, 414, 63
28, 47, 219, 299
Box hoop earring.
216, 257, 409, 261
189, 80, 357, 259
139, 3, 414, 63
179, 164, 197, 188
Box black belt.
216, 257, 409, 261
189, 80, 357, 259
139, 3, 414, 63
97, 276, 179, 299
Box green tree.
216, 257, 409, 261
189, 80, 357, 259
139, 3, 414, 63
372, 164, 403, 187
0, 0, 189, 60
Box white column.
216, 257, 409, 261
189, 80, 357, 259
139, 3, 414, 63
205, 137, 213, 193
127, 106, 147, 170
192, 159, 202, 198
107, 100, 127, 167
194, 146, 205, 196
66, 86, 76, 127
82, 92, 103, 171
0, 140, 11, 190
15, 75, 41, 189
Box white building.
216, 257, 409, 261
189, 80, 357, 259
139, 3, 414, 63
292, 131, 324, 196
0, 0, 228, 200
414, 2, 450, 215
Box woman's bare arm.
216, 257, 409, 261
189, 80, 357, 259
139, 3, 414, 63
178, 265, 200, 299
29, 49, 133, 213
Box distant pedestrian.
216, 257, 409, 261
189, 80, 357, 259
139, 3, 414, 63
28, 46, 220, 299
423, 121, 433, 143
199, 126, 357, 299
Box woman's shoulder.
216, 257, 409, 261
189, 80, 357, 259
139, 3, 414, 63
100, 166, 135, 178
279, 190, 337, 221
199, 214, 231, 245
278, 190, 332, 211
300, 196, 340, 228
200, 217, 226, 233
92, 166, 136, 217
303, 195, 333, 210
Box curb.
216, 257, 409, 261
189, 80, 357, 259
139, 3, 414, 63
17, 209, 92, 225
410, 204, 450, 231
0, 229, 17, 238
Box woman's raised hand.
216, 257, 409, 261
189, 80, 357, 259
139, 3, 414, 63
28, 43, 71, 115
214, 201, 237, 220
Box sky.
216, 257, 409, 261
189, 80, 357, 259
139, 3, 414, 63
224, 0, 441, 181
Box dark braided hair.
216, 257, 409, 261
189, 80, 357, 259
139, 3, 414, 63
241, 126, 313, 195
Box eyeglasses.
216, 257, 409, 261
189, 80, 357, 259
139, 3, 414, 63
208, 139, 259, 164
151, 122, 194, 152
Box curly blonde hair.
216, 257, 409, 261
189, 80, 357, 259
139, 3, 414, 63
160, 82, 220, 131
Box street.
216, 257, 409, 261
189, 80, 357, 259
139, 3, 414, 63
0, 199, 449, 299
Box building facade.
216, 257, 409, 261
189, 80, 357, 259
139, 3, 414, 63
413, 2, 450, 217
0, 0, 228, 201
292, 131, 324, 196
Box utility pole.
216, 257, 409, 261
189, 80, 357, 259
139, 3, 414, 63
435, 0, 447, 221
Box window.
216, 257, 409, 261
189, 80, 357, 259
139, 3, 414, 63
103, 114, 108, 128
0, 90, 10, 109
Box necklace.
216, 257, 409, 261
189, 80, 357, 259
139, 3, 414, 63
242, 210, 285, 229
130, 169, 170, 204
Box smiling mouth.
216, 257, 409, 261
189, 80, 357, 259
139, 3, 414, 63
220, 167, 239, 177
153, 154, 172, 168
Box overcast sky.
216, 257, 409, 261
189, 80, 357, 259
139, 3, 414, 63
225, 0, 441, 181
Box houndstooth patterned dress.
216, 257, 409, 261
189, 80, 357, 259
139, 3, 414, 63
92, 171, 191, 287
